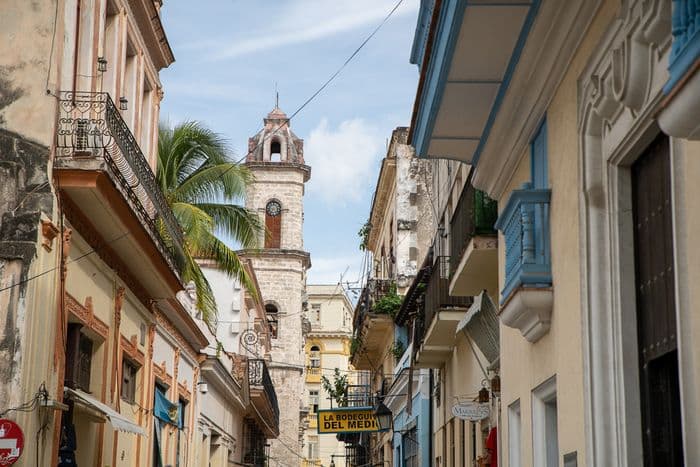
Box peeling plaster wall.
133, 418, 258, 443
0, 4, 59, 462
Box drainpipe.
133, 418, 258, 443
72, 0, 81, 99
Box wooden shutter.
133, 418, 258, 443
265, 212, 281, 248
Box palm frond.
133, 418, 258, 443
192, 229, 258, 302
173, 163, 253, 204
195, 203, 263, 250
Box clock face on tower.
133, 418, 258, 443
266, 200, 281, 217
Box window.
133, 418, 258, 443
65, 323, 93, 392
266, 304, 279, 339
121, 359, 138, 403
311, 304, 321, 323
177, 398, 188, 467
403, 428, 418, 467
309, 390, 319, 413
532, 377, 558, 467
307, 436, 318, 460
530, 119, 548, 188
265, 200, 282, 248
270, 140, 282, 161
309, 346, 321, 368
508, 400, 522, 467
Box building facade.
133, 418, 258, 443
409, 0, 700, 466
349, 128, 435, 467
241, 107, 312, 466
0, 0, 217, 466
301, 284, 353, 467
198, 260, 279, 467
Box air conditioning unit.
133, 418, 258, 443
230, 322, 240, 334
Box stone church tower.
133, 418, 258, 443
243, 107, 311, 466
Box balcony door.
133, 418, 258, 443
631, 134, 684, 466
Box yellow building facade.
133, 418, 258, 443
302, 284, 353, 467
409, 0, 700, 466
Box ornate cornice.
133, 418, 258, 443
65, 293, 109, 339
121, 334, 145, 366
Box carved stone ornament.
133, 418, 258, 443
66, 293, 109, 339
41, 219, 60, 251
577, 2, 674, 466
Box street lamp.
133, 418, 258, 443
373, 401, 393, 431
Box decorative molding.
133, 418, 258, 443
472, 0, 603, 199
499, 288, 553, 343
576, 2, 673, 466
65, 293, 109, 339
41, 219, 60, 251
120, 334, 145, 366
154, 309, 198, 360
177, 381, 191, 402
61, 196, 152, 308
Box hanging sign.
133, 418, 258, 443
452, 402, 490, 421
317, 408, 383, 434
0, 419, 23, 466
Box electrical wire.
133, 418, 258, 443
0, 231, 131, 294
219, 0, 405, 168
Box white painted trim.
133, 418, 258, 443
669, 138, 700, 463
575, 2, 695, 466
472, 0, 603, 199
508, 399, 522, 467
531, 376, 558, 467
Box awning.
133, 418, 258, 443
456, 291, 499, 365
65, 387, 147, 436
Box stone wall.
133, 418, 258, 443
245, 163, 309, 466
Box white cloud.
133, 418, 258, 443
190, 0, 418, 60
304, 118, 382, 204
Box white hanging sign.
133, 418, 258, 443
452, 402, 490, 421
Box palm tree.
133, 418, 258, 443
156, 121, 262, 324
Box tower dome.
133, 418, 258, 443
246, 106, 304, 163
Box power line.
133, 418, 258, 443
0, 231, 131, 294
224, 0, 406, 166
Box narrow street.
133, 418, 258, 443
0, 1, 698, 467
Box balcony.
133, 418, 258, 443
415, 255, 472, 368
449, 180, 498, 297
306, 366, 322, 383
659, 1, 700, 139
494, 183, 553, 343
350, 279, 395, 370
248, 359, 280, 437
54, 91, 185, 298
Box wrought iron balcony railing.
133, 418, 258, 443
352, 278, 394, 331
494, 183, 552, 303
665, 0, 700, 93
248, 359, 280, 425
449, 179, 498, 276
423, 255, 472, 332
56, 91, 184, 274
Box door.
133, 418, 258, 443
631, 134, 684, 466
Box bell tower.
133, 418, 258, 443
243, 106, 311, 465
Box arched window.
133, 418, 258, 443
265, 200, 282, 248
266, 303, 279, 339
270, 140, 282, 162
309, 345, 321, 368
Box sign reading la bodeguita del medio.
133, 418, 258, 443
317, 408, 386, 434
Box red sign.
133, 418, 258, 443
0, 419, 23, 466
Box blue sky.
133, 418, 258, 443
160, 0, 420, 285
